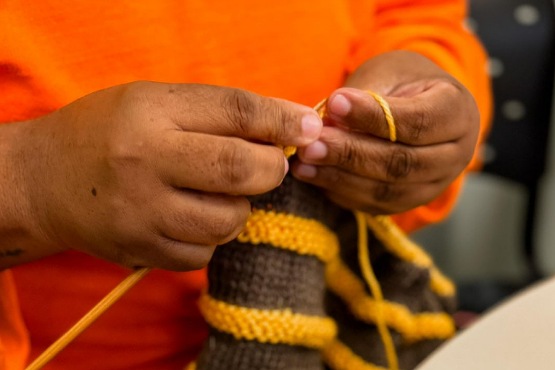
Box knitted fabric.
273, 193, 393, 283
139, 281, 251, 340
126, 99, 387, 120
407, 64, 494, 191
192, 174, 456, 370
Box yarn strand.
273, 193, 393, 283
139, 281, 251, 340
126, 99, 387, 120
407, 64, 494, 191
353, 91, 398, 370
25, 267, 151, 370
366, 91, 396, 142
355, 211, 399, 370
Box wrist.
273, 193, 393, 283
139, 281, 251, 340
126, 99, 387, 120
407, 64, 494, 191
0, 120, 64, 269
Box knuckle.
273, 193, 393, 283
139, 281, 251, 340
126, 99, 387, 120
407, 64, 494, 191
373, 181, 398, 203
213, 214, 242, 242
218, 141, 253, 187
118, 80, 153, 105
222, 89, 256, 133
385, 147, 414, 180
409, 107, 430, 142
370, 183, 414, 214
437, 77, 464, 96
263, 99, 292, 142
112, 82, 164, 131
106, 138, 149, 176
338, 136, 359, 168
209, 206, 248, 244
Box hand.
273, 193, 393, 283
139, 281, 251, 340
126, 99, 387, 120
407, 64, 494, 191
292, 51, 480, 214
4, 82, 322, 270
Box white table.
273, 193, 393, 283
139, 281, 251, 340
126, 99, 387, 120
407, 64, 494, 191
417, 277, 555, 370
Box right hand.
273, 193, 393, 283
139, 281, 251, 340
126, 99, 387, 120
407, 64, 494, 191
10, 82, 322, 270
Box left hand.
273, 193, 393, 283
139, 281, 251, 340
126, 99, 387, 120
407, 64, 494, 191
292, 51, 480, 214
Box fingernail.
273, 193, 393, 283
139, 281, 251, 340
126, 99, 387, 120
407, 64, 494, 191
294, 164, 317, 178
283, 157, 290, 176
301, 114, 323, 141
303, 141, 328, 160
328, 94, 351, 117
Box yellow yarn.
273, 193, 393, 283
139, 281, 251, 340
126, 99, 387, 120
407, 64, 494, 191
198, 294, 337, 349
350, 93, 398, 370
25, 267, 152, 370
354, 211, 398, 370
314, 97, 328, 118
283, 145, 297, 158
326, 258, 455, 342
366, 91, 397, 142
236, 209, 339, 263
280, 97, 327, 160
323, 340, 387, 370
365, 215, 455, 297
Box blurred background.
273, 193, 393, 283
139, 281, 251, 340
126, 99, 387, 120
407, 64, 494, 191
414, 0, 555, 314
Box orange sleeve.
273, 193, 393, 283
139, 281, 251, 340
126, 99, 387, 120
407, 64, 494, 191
350, 0, 493, 233
0, 271, 29, 370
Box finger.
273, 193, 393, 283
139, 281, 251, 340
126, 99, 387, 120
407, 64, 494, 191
324, 186, 442, 215
136, 190, 251, 270
80, 226, 219, 272
108, 236, 218, 271
325, 83, 477, 145
296, 126, 469, 183
149, 83, 323, 147
291, 164, 448, 214
154, 131, 288, 195
149, 240, 217, 271
153, 189, 250, 247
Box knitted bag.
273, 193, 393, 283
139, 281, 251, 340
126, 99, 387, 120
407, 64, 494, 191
191, 174, 456, 370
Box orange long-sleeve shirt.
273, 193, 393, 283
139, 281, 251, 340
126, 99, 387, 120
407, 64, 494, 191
0, 1, 491, 369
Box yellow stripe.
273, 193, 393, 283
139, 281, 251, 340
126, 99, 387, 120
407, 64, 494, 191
237, 209, 339, 263
184, 362, 196, 370
366, 215, 456, 297
198, 294, 337, 349
323, 340, 387, 370
326, 259, 455, 342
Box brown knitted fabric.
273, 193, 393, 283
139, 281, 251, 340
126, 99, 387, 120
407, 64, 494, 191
194, 174, 456, 370
327, 212, 456, 369
195, 175, 335, 370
